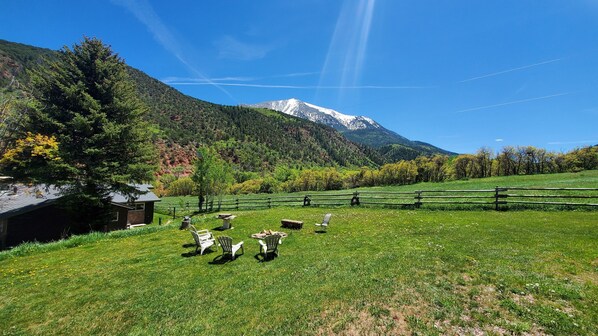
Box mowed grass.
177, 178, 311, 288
1, 207, 597, 335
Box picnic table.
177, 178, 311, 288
281, 219, 303, 229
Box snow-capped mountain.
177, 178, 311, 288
248, 98, 382, 131
247, 98, 456, 159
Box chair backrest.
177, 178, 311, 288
218, 236, 233, 252
264, 234, 281, 251
196, 229, 212, 240
191, 231, 201, 245
322, 213, 332, 225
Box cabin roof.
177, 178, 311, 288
0, 184, 160, 219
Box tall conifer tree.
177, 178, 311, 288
24, 37, 156, 227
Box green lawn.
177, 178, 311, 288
1, 207, 596, 335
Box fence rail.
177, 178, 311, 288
154, 186, 598, 218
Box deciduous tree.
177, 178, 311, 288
192, 146, 233, 211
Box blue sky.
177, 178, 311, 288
2, 0, 598, 154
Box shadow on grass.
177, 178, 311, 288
208, 252, 244, 264
181, 248, 217, 258
254, 253, 278, 263
211, 226, 233, 232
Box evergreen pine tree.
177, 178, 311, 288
24, 37, 156, 228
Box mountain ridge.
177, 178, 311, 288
247, 98, 456, 159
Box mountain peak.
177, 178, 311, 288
248, 98, 380, 131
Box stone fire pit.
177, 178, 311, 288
251, 229, 288, 239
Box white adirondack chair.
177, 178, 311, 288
315, 213, 332, 232
194, 228, 214, 240
191, 230, 215, 255
217, 236, 244, 260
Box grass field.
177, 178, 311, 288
1, 206, 597, 335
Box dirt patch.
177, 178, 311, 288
316, 307, 401, 335
512, 293, 536, 305
315, 299, 425, 335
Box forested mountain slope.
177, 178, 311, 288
0, 39, 381, 172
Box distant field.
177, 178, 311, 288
1, 207, 596, 335
358, 170, 598, 192
157, 170, 598, 216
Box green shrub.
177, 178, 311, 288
166, 177, 195, 196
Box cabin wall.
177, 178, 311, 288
144, 202, 155, 224
3, 204, 81, 248
0, 219, 7, 250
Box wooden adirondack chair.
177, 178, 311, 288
191, 230, 215, 255
315, 213, 332, 232
217, 236, 244, 260
258, 234, 281, 260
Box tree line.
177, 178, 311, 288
158, 145, 597, 197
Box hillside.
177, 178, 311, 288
0, 39, 382, 173
248, 98, 456, 160
0, 40, 55, 87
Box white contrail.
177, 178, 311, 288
165, 82, 431, 89
459, 58, 562, 83
318, 0, 376, 100
349, 0, 376, 87
161, 72, 321, 84
111, 0, 236, 101
456, 92, 570, 113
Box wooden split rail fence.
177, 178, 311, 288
216, 187, 598, 212
156, 187, 598, 218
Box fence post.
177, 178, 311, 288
268, 197, 272, 208
217, 199, 221, 211
495, 186, 499, 211
173, 207, 176, 219
236, 198, 239, 210
351, 192, 360, 206
415, 191, 422, 208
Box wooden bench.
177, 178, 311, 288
281, 219, 303, 229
